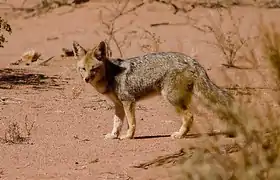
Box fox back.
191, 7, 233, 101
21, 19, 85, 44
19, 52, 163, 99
73, 41, 232, 106
111, 52, 201, 101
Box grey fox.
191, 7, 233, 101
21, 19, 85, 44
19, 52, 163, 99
73, 41, 235, 140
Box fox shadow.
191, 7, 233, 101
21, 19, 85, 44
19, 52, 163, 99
134, 131, 233, 139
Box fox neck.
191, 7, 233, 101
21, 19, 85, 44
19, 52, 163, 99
91, 59, 123, 94
102, 59, 124, 93
92, 77, 110, 94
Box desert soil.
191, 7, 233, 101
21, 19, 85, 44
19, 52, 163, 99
0, 1, 279, 179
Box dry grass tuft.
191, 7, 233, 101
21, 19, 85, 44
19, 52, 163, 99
3, 122, 26, 144
1, 115, 35, 144
0, 17, 12, 48
197, 8, 258, 68
259, 17, 280, 88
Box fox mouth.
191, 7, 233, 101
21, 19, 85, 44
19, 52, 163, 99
84, 71, 96, 83
85, 75, 93, 83
84, 77, 91, 83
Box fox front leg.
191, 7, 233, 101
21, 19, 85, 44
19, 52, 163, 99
104, 104, 125, 139
104, 93, 125, 139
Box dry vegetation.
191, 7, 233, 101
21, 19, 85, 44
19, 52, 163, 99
171, 9, 280, 180
0, 0, 89, 18
194, 7, 258, 69
0, 17, 12, 48
0, 115, 35, 144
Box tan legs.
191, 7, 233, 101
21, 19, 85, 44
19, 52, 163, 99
171, 110, 194, 139
103, 93, 136, 140
104, 93, 125, 139
120, 101, 136, 139
104, 104, 125, 139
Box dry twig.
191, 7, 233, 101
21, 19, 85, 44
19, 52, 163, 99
98, 0, 145, 57
132, 144, 242, 170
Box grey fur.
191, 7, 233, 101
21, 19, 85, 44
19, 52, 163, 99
73, 41, 235, 140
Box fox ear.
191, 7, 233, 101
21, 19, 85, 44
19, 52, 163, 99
72, 41, 86, 59
94, 41, 111, 61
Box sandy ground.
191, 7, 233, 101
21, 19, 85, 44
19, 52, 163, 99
0, 1, 280, 179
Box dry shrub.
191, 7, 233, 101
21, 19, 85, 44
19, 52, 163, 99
152, 0, 280, 9
3, 122, 26, 144
259, 17, 280, 88
173, 14, 280, 180
6, 0, 89, 18
98, 0, 141, 57
1, 115, 35, 144
137, 27, 164, 53
0, 17, 12, 48
191, 7, 257, 68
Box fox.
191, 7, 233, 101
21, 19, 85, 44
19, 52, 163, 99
72, 40, 236, 140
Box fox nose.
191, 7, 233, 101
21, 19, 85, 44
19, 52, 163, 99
85, 77, 90, 83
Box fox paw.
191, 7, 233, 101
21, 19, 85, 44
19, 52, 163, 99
104, 133, 118, 139
119, 134, 133, 140
171, 132, 185, 139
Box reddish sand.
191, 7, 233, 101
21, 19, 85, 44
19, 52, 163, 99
0, 1, 279, 179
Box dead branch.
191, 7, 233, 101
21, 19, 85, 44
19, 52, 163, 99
110, 0, 130, 22
39, 56, 55, 66
132, 143, 242, 169
132, 148, 186, 169
0, 0, 89, 17
24, 115, 35, 136
97, 0, 146, 58
99, 0, 136, 58
150, 22, 170, 27
137, 27, 164, 52
99, 10, 124, 57
153, 0, 195, 14
123, 1, 144, 15
0, 97, 26, 105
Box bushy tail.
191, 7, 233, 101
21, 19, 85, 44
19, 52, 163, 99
194, 66, 248, 137
194, 69, 233, 109
193, 71, 238, 130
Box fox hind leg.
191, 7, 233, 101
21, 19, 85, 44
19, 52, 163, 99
162, 79, 194, 139
171, 109, 194, 139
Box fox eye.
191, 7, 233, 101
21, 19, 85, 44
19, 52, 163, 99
82, 68, 86, 71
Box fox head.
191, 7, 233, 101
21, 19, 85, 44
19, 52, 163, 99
72, 41, 112, 84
